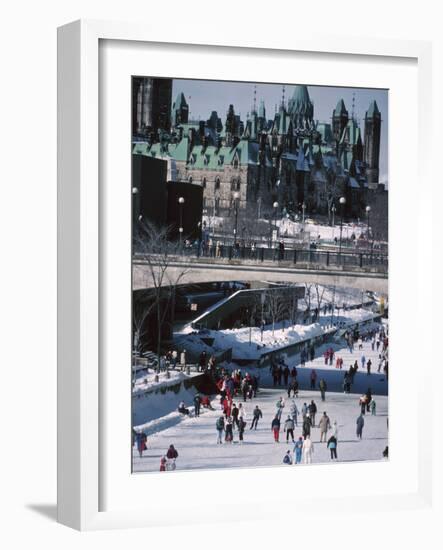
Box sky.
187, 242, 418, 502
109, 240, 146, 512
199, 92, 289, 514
171, 79, 388, 184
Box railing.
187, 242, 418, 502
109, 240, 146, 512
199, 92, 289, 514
153, 244, 388, 272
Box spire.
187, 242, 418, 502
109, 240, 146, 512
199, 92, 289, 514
288, 85, 313, 115
334, 99, 348, 116
351, 92, 356, 121
281, 84, 286, 108
366, 100, 380, 118
252, 85, 257, 114
258, 99, 266, 119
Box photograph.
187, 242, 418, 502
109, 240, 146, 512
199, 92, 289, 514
131, 76, 389, 474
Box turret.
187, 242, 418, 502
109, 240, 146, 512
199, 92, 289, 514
364, 100, 381, 184
171, 92, 189, 128
332, 99, 349, 143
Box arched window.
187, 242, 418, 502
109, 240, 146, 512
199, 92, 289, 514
215, 177, 221, 190
188, 176, 193, 184
202, 177, 207, 188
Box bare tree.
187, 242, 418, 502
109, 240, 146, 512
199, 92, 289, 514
134, 221, 189, 368
314, 284, 326, 312
266, 290, 289, 337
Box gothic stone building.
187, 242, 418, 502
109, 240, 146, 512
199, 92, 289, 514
133, 83, 384, 222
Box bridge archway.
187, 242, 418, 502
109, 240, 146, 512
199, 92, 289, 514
133, 259, 388, 294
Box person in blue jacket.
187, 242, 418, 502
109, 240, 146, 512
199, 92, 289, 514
293, 437, 303, 464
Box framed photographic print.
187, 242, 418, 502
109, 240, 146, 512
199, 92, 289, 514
57, 19, 433, 530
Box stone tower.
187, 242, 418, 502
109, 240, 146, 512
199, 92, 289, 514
364, 100, 381, 184
171, 92, 189, 127
133, 77, 172, 138
332, 99, 349, 143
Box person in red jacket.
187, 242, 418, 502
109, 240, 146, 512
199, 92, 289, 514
166, 444, 178, 460
159, 456, 167, 472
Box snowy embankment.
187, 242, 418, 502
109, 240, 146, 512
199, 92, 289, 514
133, 369, 200, 395
176, 307, 380, 362
132, 369, 214, 429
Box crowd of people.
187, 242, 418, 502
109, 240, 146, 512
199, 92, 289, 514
133, 320, 388, 471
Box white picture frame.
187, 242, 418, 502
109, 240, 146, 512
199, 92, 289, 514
57, 19, 433, 531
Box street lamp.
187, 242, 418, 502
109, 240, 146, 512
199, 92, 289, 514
338, 196, 346, 260
272, 201, 279, 247
301, 201, 306, 226
233, 191, 240, 245
365, 205, 371, 241
178, 196, 185, 249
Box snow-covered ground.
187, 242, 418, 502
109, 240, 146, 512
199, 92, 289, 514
133, 336, 388, 473
133, 388, 388, 473
202, 214, 371, 244
278, 217, 368, 242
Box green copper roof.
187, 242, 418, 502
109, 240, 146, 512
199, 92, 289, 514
173, 92, 188, 109
366, 100, 380, 117
288, 85, 313, 117
334, 99, 348, 116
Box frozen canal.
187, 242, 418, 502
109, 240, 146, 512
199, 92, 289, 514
133, 387, 388, 474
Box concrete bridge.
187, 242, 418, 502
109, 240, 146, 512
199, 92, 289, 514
133, 255, 388, 294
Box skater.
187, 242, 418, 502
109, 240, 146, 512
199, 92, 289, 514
284, 416, 295, 442
370, 399, 376, 415
290, 400, 299, 426
327, 435, 338, 459
361, 354, 366, 370
216, 416, 225, 444
310, 369, 317, 390
356, 413, 365, 439
365, 388, 373, 412
178, 401, 190, 415
359, 395, 367, 415
367, 359, 372, 376
283, 450, 293, 465
166, 444, 178, 460
275, 397, 285, 420
238, 416, 246, 444
193, 393, 201, 417
309, 400, 317, 427
180, 349, 186, 371
238, 402, 246, 424
302, 414, 311, 439
302, 435, 314, 464
310, 346, 315, 362
318, 412, 331, 443
283, 365, 290, 386
231, 403, 239, 429
319, 378, 327, 401
277, 365, 283, 386
331, 420, 338, 441
225, 417, 233, 443
301, 402, 309, 420
293, 437, 303, 464
135, 431, 147, 458
159, 456, 167, 472
271, 415, 281, 442
300, 348, 306, 367
250, 405, 263, 430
